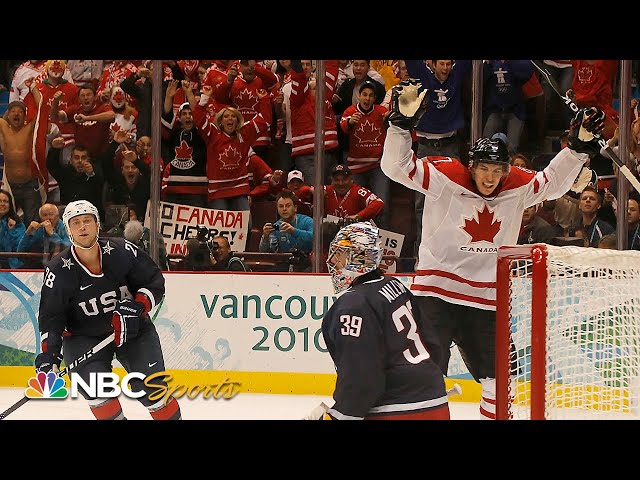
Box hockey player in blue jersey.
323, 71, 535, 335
34, 200, 181, 420
306, 221, 450, 420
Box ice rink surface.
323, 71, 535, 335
0, 387, 480, 420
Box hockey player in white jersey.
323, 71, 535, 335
380, 78, 606, 419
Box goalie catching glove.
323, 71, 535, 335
111, 298, 146, 347
387, 78, 428, 130
567, 107, 606, 156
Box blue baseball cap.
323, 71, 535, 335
491, 132, 509, 146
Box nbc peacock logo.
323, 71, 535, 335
25, 371, 68, 399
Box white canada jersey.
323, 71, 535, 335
381, 125, 588, 310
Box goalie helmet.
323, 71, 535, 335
327, 221, 382, 294
467, 137, 510, 169
63, 200, 101, 248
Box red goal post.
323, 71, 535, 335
496, 244, 640, 420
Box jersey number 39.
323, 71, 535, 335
339, 299, 431, 364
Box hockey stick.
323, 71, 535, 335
302, 383, 462, 420
0, 333, 115, 420
446, 383, 462, 397
302, 384, 462, 419
530, 60, 640, 194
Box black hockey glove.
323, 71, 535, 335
35, 351, 62, 374
111, 298, 145, 348
387, 78, 428, 130
567, 107, 606, 156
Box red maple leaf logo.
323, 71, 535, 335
112, 89, 125, 105
353, 120, 382, 144
218, 145, 242, 169
234, 88, 258, 110
175, 140, 193, 160
577, 66, 593, 84
111, 122, 122, 132
461, 205, 502, 243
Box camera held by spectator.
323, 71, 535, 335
185, 225, 217, 271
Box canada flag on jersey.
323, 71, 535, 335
462, 205, 502, 243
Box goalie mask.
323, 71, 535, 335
327, 221, 382, 294
63, 200, 101, 249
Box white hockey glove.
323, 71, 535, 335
387, 78, 428, 130
302, 402, 330, 420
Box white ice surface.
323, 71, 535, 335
0, 387, 481, 420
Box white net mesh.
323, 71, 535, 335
507, 245, 640, 420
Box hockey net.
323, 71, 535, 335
496, 244, 640, 420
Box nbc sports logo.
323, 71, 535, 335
25, 371, 68, 399
24, 371, 149, 400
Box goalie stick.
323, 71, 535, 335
446, 383, 462, 397
0, 333, 115, 420
302, 384, 462, 419
530, 60, 640, 194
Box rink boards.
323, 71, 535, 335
0, 271, 477, 398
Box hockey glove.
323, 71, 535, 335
567, 107, 606, 156
35, 351, 62, 374
387, 78, 428, 130
111, 299, 145, 348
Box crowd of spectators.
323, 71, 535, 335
1, 59, 639, 273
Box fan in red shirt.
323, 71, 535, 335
218, 60, 279, 160
323, 164, 384, 224
191, 83, 272, 211
248, 150, 282, 202
50, 84, 115, 159
284, 170, 314, 217
568, 60, 619, 139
